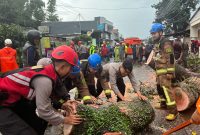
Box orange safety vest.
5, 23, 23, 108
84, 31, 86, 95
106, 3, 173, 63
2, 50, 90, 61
197, 97, 200, 113
0, 47, 19, 73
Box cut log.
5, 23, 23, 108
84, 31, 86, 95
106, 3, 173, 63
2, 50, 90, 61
71, 97, 155, 135
174, 77, 200, 111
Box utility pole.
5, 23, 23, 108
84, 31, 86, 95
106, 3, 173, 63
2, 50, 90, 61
78, 13, 82, 34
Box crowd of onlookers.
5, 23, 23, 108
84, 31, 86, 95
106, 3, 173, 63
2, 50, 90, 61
0, 34, 200, 74
68, 38, 200, 68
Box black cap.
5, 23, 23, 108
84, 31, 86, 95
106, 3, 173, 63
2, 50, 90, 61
122, 57, 133, 72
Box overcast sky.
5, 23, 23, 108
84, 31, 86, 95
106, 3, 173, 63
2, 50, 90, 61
45, 0, 160, 39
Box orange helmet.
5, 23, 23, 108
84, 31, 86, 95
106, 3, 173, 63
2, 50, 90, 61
51, 45, 78, 66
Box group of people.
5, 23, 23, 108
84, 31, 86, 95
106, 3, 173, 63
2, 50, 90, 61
0, 22, 200, 135
0, 29, 147, 135
100, 41, 148, 64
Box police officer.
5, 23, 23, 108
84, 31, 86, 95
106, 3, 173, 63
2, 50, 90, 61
0, 45, 82, 135
98, 57, 146, 102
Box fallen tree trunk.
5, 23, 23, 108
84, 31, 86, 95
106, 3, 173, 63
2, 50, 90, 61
175, 63, 200, 81
174, 77, 200, 111
71, 98, 155, 135
148, 61, 200, 82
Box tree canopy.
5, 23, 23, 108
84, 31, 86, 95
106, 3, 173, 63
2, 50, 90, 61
152, 0, 200, 34
0, 0, 59, 28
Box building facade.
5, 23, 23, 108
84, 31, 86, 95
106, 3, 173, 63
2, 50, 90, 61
40, 17, 114, 41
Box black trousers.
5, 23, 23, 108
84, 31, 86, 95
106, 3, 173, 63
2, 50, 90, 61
88, 79, 103, 98
0, 108, 37, 135
88, 78, 125, 102
0, 99, 47, 135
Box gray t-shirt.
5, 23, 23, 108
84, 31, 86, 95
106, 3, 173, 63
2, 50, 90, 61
31, 76, 64, 125
100, 63, 139, 94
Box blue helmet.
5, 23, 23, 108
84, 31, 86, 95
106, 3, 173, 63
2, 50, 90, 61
88, 53, 102, 70
150, 23, 164, 33
70, 60, 80, 76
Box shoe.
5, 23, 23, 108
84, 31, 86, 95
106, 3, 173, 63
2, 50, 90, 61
165, 114, 177, 121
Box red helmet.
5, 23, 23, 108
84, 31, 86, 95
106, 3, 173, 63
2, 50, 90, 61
51, 45, 78, 66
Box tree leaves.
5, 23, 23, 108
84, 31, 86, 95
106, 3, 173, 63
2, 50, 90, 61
152, 0, 200, 34
46, 0, 59, 21
0, 0, 56, 28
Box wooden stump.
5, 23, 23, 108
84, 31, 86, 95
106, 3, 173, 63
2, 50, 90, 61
174, 77, 200, 111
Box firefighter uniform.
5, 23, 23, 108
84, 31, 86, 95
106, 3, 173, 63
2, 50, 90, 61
64, 71, 92, 104
153, 39, 177, 120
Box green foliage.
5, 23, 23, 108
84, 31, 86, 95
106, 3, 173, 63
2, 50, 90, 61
187, 54, 200, 73
0, 0, 46, 28
72, 104, 132, 135
46, 0, 59, 21
117, 99, 155, 131
72, 98, 155, 135
152, 0, 200, 34
0, 23, 24, 40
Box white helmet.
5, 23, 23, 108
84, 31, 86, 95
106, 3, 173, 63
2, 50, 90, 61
37, 58, 52, 66
4, 39, 12, 45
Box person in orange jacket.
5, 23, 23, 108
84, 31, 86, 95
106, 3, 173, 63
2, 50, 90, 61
0, 39, 18, 73
191, 97, 200, 124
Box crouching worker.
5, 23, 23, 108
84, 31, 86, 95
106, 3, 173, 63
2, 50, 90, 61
80, 53, 112, 100
99, 57, 147, 102
0, 45, 82, 135
37, 58, 93, 105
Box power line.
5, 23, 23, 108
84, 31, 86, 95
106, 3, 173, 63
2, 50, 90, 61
165, 0, 190, 21
56, 4, 150, 11
157, 0, 181, 19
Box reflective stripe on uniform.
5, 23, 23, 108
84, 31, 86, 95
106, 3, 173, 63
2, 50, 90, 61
7, 75, 29, 86
12, 73, 31, 82
162, 86, 176, 106
104, 89, 112, 94
80, 59, 88, 64
167, 68, 175, 72
166, 101, 176, 106
156, 69, 167, 75
83, 96, 91, 101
